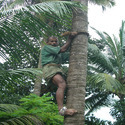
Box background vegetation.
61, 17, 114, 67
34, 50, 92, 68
0, 0, 125, 125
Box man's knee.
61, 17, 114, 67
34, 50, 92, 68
52, 74, 66, 89
58, 82, 66, 89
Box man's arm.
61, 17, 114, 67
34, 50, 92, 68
60, 32, 77, 53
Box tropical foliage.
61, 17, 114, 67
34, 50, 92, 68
0, 93, 63, 125
85, 115, 113, 125
110, 99, 125, 125
85, 21, 125, 124
0, 0, 123, 124
88, 21, 125, 97
89, 0, 115, 10
0, 0, 84, 104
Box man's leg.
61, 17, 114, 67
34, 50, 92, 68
52, 74, 77, 116
52, 74, 66, 110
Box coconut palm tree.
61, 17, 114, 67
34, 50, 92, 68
0, 0, 116, 124
64, 0, 115, 124
88, 21, 125, 98
85, 21, 125, 124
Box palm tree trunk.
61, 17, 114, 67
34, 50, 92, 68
33, 48, 42, 96
64, 0, 88, 124
32, 0, 43, 96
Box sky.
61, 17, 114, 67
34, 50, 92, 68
88, 0, 125, 122
88, 0, 125, 38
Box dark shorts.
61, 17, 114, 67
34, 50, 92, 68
42, 64, 67, 83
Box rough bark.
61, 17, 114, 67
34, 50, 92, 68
64, 0, 88, 125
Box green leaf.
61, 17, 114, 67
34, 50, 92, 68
88, 73, 125, 94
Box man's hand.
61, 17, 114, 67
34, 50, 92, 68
69, 32, 77, 39
60, 32, 77, 52
61, 31, 78, 39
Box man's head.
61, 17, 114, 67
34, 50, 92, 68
46, 36, 58, 47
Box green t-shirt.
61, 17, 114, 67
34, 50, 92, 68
41, 45, 69, 66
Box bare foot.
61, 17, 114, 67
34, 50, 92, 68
64, 109, 77, 116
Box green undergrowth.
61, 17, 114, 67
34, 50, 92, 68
0, 93, 63, 125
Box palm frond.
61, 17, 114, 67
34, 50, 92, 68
9, 68, 42, 75
0, 1, 85, 64
103, 32, 124, 71
92, 27, 117, 55
0, 1, 86, 18
119, 21, 125, 47
103, 32, 121, 60
113, 35, 124, 70
92, 25, 125, 80
0, 12, 44, 63
0, 115, 44, 125
88, 73, 125, 94
119, 21, 125, 68
0, 104, 20, 113
89, 0, 115, 10
0, 68, 42, 85
87, 64, 104, 74
85, 92, 110, 116
0, 0, 26, 11
88, 43, 115, 74
0, 66, 36, 104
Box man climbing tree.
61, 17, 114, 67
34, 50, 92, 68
41, 32, 78, 116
